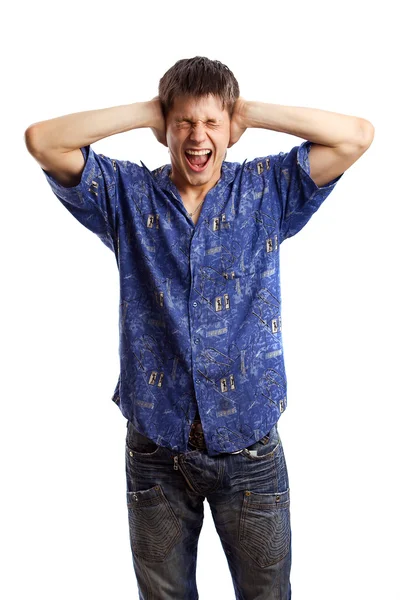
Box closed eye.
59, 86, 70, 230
176, 120, 220, 125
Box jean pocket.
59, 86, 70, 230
240, 424, 281, 460
239, 487, 291, 568
126, 484, 182, 562
126, 421, 161, 456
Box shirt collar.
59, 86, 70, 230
139, 160, 238, 193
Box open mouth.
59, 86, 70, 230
184, 150, 212, 172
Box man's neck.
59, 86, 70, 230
169, 169, 222, 202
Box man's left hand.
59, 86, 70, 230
228, 97, 248, 148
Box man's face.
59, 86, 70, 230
165, 94, 231, 193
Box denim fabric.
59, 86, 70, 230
41, 143, 343, 456
125, 419, 291, 599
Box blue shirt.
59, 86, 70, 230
41, 140, 343, 456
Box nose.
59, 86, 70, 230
189, 121, 207, 144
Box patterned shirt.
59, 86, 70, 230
41, 140, 343, 456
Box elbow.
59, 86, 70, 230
24, 123, 46, 156
24, 125, 39, 155
358, 118, 375, 148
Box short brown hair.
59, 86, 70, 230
158, 56, 240, 120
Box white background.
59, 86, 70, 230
2, 0, 399, 598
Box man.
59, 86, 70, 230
25, 56, 374, 599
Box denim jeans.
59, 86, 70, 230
125, 419, 292, 600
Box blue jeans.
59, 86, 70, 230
125, 419, 292, 600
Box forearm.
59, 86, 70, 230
242, 101, 371, 148
25, 100, 159, 154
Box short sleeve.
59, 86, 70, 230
41, 145, 118, 253
273, 140, 344, 242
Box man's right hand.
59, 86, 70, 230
149, 97, 167, 147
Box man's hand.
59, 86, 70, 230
149, 97, 167, 147
228, 97, 248, 148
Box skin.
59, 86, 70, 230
152, 94, 247, 206
166, 94, 230, 201
150, 92, 374, 199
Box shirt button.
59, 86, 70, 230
192, 301, 198, 307
195, 379, 201, 384
194, 338, 200, 344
